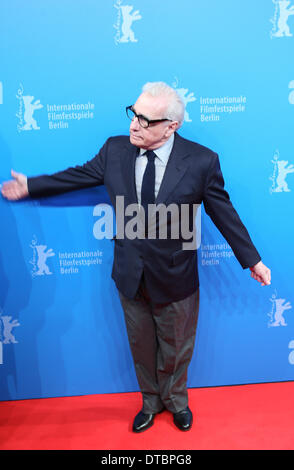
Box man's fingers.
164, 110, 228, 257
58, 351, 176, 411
251, 271, 260, 281
262, 268, 271, 285
251, 268, 271, 286
1, 181, 20, 200
11, 169, 24, 183
250, 262, 271, 286
1, 178, 28, 200
11, 169, 20, 181
1, 169, 29, 200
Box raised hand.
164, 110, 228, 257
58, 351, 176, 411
1, 169, 29, 200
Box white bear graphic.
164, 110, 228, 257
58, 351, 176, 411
175, 88, 196, 122
1, 316, 20, 344
21, 95, 43, 130
34, 244, 55, 275
269, 297, 292, 327
119, 5, 142, 43
272, 1, 294, 37
273, 160, 294, 192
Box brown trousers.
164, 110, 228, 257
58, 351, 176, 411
118, 275, 200, 414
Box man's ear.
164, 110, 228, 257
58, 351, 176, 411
165, 121, 178, 137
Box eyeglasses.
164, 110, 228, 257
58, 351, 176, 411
126, 105, 172, 128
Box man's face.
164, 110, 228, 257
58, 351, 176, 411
129, 92, 177, 150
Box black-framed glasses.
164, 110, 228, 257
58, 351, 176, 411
126, 105, 172, 128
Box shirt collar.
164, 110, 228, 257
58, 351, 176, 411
139, 133, 175, 164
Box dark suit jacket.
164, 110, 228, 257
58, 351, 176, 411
28, 132, 261, 303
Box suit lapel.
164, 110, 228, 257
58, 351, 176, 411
155, 133, 190, 205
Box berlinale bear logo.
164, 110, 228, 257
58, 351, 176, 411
270, 0, 294, 38
268, 291, 292, 327
30, 236, 55, 277
269, 150, 294, 193
172, 77, 196, 123
114, 1, 142, 45
16, 84, 43, 132
0, 310, 20, 366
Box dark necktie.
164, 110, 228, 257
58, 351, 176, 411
141, 150, 156, 235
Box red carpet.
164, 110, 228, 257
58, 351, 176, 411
0, 382, 293, 450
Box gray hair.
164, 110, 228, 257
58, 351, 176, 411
142, 81, 185, 127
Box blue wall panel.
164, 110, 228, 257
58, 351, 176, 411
1, 0, 294, 400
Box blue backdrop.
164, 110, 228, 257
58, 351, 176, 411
1, 0, 294, 401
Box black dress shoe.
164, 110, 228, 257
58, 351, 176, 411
173, 406, 193, 431
132, 410, 156, 433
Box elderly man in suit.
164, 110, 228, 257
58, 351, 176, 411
1, 82, 271, 433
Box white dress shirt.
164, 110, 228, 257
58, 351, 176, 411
135, 133, 174, 204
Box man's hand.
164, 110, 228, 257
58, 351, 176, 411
250, 261, 271, 286
1, 170, 29, 200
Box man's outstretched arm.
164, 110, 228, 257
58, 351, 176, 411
1, 139, 108, 201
